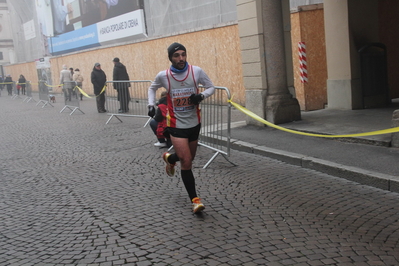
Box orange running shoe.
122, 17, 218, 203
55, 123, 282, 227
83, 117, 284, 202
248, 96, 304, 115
192, 197, 205, 213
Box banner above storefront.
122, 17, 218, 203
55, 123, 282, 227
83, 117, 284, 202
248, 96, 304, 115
97, 10, 146, 43
49, 9, 146, 55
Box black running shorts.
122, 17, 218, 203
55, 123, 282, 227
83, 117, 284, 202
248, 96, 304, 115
166, 123, 201, 142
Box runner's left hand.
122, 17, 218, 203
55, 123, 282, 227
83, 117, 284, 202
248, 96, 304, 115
189, 93, 204, 105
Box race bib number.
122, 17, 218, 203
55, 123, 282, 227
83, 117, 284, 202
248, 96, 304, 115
172, 87, 196, 112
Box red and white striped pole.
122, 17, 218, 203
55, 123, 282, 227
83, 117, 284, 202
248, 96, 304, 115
298, 42, 308, 83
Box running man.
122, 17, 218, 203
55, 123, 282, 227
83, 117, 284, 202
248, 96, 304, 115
148, 42, 215, 214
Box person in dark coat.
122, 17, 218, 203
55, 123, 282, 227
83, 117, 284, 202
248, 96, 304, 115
18, 75, 26, 95
4, 75, 13, 96
91, 63, 107, 113
112, 57, 131, 113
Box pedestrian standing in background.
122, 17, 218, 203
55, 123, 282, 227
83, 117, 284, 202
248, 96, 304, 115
59, 65, 73, 101
112, 57, 131, 113
147, 42, 215, 214
91, 63, 107, 113
18, 75, 26, 95
73, 68, 84, 100
5, 75, 13, 96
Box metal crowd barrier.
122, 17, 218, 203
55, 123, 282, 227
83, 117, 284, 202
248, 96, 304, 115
198, 86, 235, 168
11, 82, 21, 100
60, 81, 84, 115
103, 80, 233, 168
23, 81, 36, 103
104, 80, 152, 124
36, 80, 53, 108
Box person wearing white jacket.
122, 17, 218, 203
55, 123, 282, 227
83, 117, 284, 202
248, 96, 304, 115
59, 64, 73, 102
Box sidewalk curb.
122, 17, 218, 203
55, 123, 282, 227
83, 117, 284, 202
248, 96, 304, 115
230, 139, 399, 193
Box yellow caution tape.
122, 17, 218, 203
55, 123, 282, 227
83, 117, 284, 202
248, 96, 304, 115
45, 83, 62, 87
21, 83, 106, 98
228, 99, 399, 138
74, 85, 106, 98
98, 85, 106, 96
74, 86, 92, 98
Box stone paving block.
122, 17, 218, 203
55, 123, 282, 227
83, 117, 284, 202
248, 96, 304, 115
98, 262, 112, 266
136, 261, 154, 266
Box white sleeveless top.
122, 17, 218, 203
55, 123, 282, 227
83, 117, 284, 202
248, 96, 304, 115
166, 65, 201, 129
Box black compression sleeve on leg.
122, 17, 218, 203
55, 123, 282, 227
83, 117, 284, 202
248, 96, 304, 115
181, 169, 197, 200
168, 153, 180, 164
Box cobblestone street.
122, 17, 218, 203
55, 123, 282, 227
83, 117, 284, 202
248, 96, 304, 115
1, 96, 399, 266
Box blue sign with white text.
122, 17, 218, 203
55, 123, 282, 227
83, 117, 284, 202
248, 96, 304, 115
50, 24, 100, 55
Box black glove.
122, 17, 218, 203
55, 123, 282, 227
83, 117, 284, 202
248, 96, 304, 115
148, 106, 155, 117
189, 93, 204, 105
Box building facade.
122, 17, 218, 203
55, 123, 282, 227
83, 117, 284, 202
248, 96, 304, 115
0, 0, 13, 76
3, 0, 399, 125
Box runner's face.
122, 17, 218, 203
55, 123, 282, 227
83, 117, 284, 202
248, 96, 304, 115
171, 50, 187, 70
